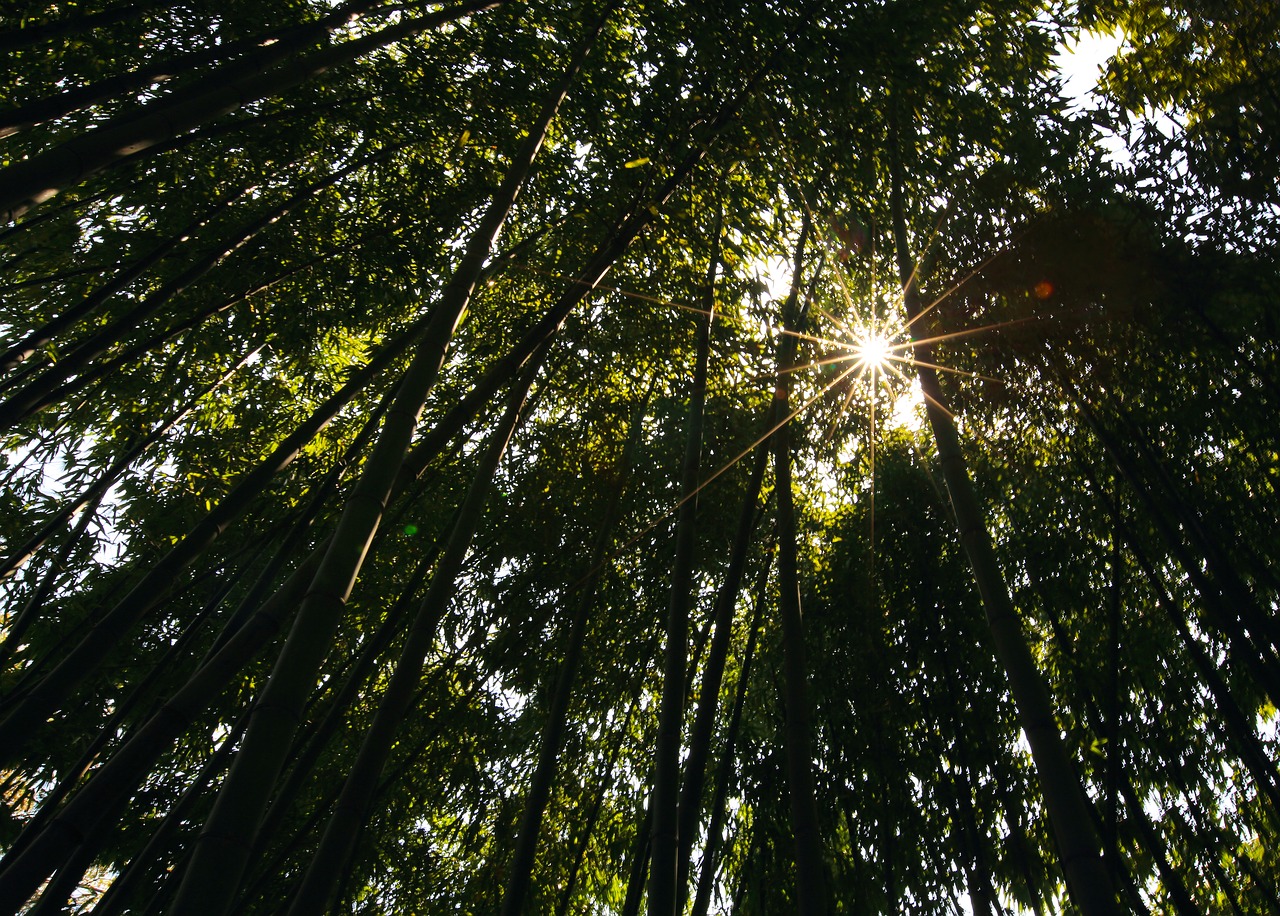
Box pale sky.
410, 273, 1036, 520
1055, 29, 1125, 108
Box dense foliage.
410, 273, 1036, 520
1, 1, 1277, 913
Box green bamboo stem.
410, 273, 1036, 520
0, 0, 505, 220
770, 210, 829, 916
0, 179, 262, 375
648, 198, 717, 916
166, 22, 595, 911
0, 151, 394, 428
0, 318, 416, 756
887, 114, 1120, 915
0, 0, 392, 137
0, 343, 262, 584
500, 377, 647, 916
287, 364, 537, 915
689, 562, 766, 916
675, 435, 766, 906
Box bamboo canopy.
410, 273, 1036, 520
1, 0, 1278, 913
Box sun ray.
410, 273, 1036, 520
900, 317, 1034, 351
901, 221, 1038, 337
826, 381, 862, 441
767, 354, 856, 381
596, 359, 864, 575
902, 357, 1004, 386
778, 327, 856, 349
875, 357, 912, 383
869, 362, 877, 555
918, 387, 956, 420
899, 207, 950, 321
812, 300, 854, 337
912, 221, 1038, 325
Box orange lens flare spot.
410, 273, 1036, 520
1034, 280, 1054, 299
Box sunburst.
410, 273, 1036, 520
852, 330, 894, 375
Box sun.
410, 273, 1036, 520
853, 332, 893, 374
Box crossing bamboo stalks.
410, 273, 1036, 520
0, 0, 507, 220
0, 318, 418, 755
1, 21, 794, 911
0, 488, 101, 672
23, 219, 409, 414
85, 710, 249, 916
287, 363, 538, 915
0, 564, 253, 873
689, 566, 765, 916
0, 312, 562, 911
0, 1, 167, 54
0, 150, 399, 428
1063, 377, 1280, 706
0, 0, 394, 137
675, 438, 766, 907
0, 395, 410, 910
888, 113, 1120, 916
0, 179, 263, 375
648, 199, 717, 916
770, 209, 829, 915
500, 383, 648, 916
0, 342, 262, 584
166, 18, 607, 910
248, 548, 439, 866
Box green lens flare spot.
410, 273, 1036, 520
403, 524, 419, 536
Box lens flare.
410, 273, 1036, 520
854, 333, 893, 373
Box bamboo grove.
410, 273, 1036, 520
0, 0, 1277, 912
